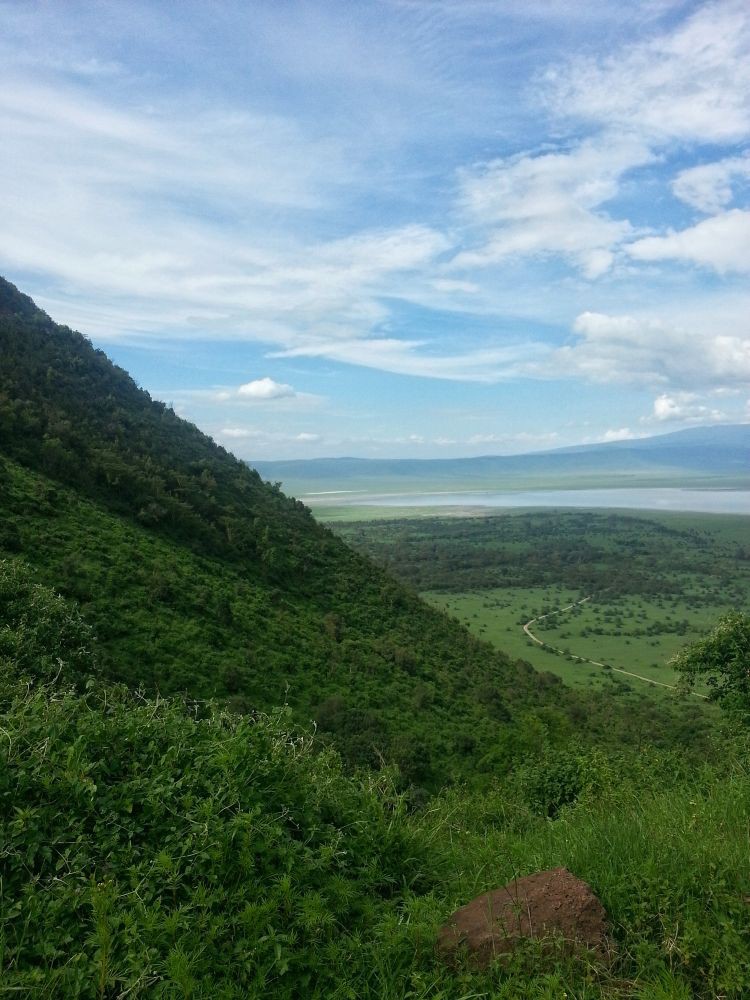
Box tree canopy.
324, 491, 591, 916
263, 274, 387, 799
672, 611, 750, 711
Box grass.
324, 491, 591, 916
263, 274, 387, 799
333, 508, 750, 698
416, 743, 750, 998
423, 587, 724, 693
4, 666, 750, 998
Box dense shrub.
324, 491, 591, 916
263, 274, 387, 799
0, 676, 438, 998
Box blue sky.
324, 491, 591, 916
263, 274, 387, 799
1, 0, 749, 459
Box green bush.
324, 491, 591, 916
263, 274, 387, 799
0, 676, 437, 998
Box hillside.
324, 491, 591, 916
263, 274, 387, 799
0, 275, 639, 785
2, 566, 749, 998
250, 424, 750, 496
2, 276, 750, 997
0, 276, 719, 783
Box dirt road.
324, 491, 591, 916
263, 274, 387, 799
522, 596, 707, 698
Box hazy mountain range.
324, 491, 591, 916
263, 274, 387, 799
250, 425, 750, 497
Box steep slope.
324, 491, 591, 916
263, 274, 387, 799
0, 276, 573, 784
1, 568, 747, 999
0, 276, 714, 784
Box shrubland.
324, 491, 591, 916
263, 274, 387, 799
2, 566, 749, 997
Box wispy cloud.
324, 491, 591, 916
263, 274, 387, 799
627, 210, 750, 274
672, 154, 750, 214
543, 0, 750, 143
2, 0, 750, 456
272, 337, 546, 382
452, 136, 653, 277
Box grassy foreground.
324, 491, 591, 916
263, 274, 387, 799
2, 669, 749, 998
0, 570, 748, 998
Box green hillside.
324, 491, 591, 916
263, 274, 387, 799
4, 275, 692, 788
2, 567, 750, 998
1, 277, 545, 784
0, 278, 724, 779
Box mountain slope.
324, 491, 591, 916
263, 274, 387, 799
2, 595, 746, 1000
0, 276, 581, 784
0, 276, 715, 784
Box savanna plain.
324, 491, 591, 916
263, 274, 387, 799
331, 508, 750, 694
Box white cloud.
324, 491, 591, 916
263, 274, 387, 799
452, 136, 653, 276
627, 209, 750, 273
600, 427, 636, 442
544, 0, 750, 143
652, 392, 727, 423
544, 311, 750, 388
273, 337, 546, 382
219, 427, 263, 439
672, 154, 750, 214
237, 377, 296, 400
217, 427, 324, 454
2, 0, 750, 414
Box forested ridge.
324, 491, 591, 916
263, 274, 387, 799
2, 276, 750, 997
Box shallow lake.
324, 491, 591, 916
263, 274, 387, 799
340, 487, 750, 515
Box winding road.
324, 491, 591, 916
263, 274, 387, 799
522, 595, 707, 698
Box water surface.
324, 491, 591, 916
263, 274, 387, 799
339, 487, 750, 515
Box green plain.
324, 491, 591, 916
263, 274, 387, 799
333, 507, 750, 697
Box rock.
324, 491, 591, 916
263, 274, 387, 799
437, 867, 611, 969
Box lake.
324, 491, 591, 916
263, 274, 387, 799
313, 487, 750, 515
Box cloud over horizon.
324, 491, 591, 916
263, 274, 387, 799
1, 0, 749, 457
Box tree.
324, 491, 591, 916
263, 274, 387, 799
671, 612, 750, 711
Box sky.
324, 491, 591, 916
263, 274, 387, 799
1, 0, 749, 460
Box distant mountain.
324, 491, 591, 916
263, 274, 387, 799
251, 425, 750, 497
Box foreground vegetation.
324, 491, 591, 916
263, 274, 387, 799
2, 572, 749, 998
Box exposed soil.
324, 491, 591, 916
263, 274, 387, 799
437, 866, 611, 969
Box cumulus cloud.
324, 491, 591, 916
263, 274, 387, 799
626, 209, 750, 274
544, 311, 750, 387
237, 377, 296, 400
672, 154, 750, 214
600, 427, 636, 442
452, 136, 652, 277
652, 392, 727, 423
544, 0, 750, 143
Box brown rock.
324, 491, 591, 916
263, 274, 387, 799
437, 867, 611, 969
